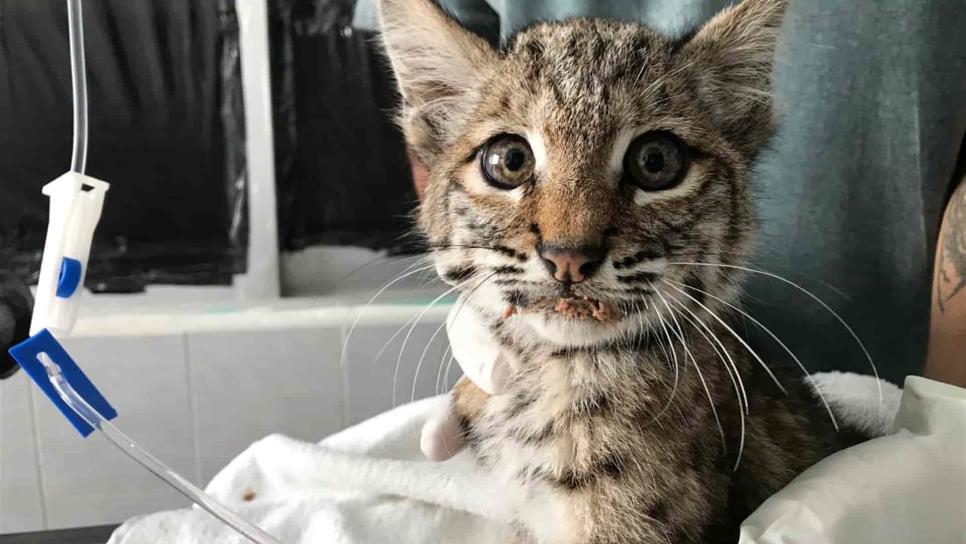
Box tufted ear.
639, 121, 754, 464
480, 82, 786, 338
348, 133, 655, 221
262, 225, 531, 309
378, 0, 498, 164
678, 0, 788, 156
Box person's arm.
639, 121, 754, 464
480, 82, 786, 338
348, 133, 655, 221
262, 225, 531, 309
926, 175, 966, 387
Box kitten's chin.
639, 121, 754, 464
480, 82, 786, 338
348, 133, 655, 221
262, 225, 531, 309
515, 313, 638, 348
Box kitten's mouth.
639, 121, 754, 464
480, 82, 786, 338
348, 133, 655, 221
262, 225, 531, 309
504, 296, 620, 323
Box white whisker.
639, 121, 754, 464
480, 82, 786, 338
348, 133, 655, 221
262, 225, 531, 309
645, 304, 681, 427
392, 283, 464, 407
340, 263, 438, 369
665, 292, 748, 416
669, 261, 882, 409
412, 316, 449, 403
658, 288, 747, 470
443, 352, 456, 390
652, 289, 727, 451
394, 272, 498, 406
332, 253, 433, 291
662, 280, 787, 396
376, 313, 420, 363
669, 279, 840, 431
388, 314, 429, 403
435, 345, 452, 396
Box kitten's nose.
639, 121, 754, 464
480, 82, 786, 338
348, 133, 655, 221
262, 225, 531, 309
537, 244, 605, 284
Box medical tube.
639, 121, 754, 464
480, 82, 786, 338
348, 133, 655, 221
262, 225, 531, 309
67, 0, 88, 175
46, 1, 286, 542
48, 370, 284, 544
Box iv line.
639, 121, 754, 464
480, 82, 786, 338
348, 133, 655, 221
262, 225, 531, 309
26, 2, 286, 542
47, 370, 284, 544
67, 0, 88, 176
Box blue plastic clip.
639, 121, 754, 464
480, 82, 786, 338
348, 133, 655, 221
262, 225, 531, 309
8, 329, 117, 437
56, 257, 83, 298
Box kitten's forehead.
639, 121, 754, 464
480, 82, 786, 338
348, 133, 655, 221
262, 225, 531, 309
509, 19, 667, 88
479, 20, 680, 150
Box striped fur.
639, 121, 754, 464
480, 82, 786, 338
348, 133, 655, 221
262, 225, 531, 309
378, 0, 862, 542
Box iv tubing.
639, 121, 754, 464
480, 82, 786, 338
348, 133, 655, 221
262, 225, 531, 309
67, 0, 87, 175
48, 1, 285, 542
47, 372, 284, 544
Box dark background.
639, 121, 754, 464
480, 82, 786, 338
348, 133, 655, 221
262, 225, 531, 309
271, 0, 417, 252
0, 0, 416, 293
0, 0, 247, 291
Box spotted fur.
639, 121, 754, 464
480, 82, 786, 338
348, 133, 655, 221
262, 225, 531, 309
378, 1, 863, 542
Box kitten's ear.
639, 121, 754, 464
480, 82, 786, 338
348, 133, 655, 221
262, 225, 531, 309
679, 0, 788, 155
378, 0, 498, 161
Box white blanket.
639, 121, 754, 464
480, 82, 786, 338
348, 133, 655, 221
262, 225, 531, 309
109, 373, 966, 544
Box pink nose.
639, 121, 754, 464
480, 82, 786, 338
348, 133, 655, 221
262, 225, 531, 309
538, 245, 604, 284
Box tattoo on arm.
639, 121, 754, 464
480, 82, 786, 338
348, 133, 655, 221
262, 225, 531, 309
937, 181, 966, 313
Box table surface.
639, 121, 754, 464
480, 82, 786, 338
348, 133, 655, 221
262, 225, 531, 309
0, 525, 118, 544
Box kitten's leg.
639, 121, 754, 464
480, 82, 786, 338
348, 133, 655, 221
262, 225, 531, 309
420, 377, 490, 461
420, 403, 465, 461
452, 375, 490, 421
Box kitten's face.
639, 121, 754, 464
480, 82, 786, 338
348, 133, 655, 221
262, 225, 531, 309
380, 0, 785, 347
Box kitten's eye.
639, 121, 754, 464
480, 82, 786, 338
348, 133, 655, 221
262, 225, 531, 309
480, 135, 535, 190
624, 131, 689, 191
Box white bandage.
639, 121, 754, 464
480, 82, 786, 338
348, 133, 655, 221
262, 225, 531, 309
445, 300, 509, 395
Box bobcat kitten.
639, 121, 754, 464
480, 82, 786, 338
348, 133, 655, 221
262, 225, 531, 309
379, 0, 863, 542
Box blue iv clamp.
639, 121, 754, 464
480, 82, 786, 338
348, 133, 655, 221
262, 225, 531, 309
9, 329, 116, 437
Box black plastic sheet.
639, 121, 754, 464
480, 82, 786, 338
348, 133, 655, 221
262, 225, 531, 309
270, 0, 417, 252
0, 0, 247, 292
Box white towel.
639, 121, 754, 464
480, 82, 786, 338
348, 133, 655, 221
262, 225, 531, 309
109, 373, 966, 544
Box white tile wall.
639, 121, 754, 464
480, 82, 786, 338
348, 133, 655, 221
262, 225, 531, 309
188, 327, 344, 481
0, 374, 45, 533
0, 307, 451, 534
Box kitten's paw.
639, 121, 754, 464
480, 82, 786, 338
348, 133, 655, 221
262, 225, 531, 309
420, 409, 466, 461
